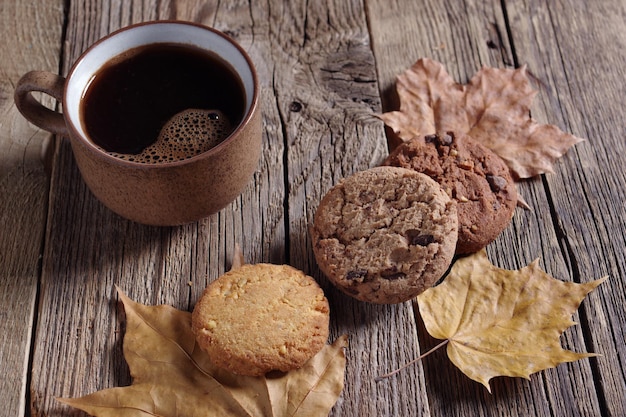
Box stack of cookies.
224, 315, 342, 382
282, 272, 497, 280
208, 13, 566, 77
311, 131, 517, 304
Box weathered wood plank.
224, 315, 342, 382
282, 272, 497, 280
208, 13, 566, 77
366, 0, 605, 416
29, 3, 212, 415
29, 1, 421, 416
257, 2, 422, 414
505, 0, 626, 415
21, 0, 625, 416
0, 1, 64, 416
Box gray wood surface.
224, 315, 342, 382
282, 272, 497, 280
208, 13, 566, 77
0, 2, 64, 417
1, 0, 624, 416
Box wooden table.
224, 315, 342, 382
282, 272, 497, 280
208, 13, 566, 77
2, 0, 625, 416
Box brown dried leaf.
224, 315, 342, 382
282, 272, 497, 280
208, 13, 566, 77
231, 242, 245, 270
415, 251, 605, 391
380, 58, 583, 179
267, 335, 348, 416
58, 288, 347, 417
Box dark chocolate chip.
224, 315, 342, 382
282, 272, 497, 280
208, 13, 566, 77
383, 272, 406, 280
487, 174, 508, 193
441, 131, 454, 145
425, 134, 439, 143
380, 266, 406, 280
346, 269, 368, 281
406, 229, 436, 246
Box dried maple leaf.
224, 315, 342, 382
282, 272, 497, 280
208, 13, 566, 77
58, 288, 348, 417
418, 251, 604, 391
380, 58, 584, 179
378, 251, 605, 391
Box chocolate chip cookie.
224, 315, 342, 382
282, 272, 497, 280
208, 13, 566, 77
383, 132, 517, 254
192, 263, 330, 376
311, 166, 458, 304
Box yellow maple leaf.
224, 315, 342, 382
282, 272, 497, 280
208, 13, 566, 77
415, 251, 605, 391
58, 289, 348, 417
378, 251, 605, 391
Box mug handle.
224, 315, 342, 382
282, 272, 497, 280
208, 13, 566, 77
14, 71, 68, 136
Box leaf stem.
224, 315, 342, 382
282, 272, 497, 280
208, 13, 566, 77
375, 339, 449, 382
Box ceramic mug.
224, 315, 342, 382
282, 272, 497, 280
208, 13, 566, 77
15, 21, 261, 226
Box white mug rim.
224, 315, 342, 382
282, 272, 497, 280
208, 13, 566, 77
63, 20, 259, 166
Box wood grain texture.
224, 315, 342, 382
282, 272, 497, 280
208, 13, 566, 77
505, 0, 626, 415
366, 0, 613, 416
28, 0, 418, 416
0, 2, 64, 416
29, 3, 225, 415
3, 0, 624, 416
252, 3, 418, 413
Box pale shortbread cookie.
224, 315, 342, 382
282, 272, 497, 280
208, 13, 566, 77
311, 166, 458, 304
192, 263, 330, 376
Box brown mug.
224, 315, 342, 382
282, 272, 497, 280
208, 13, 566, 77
14, 21, 261, 226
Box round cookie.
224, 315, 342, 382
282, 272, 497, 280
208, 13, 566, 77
383, 132, 517, 254
191, 263, 330, 376
311, 166, 458, 304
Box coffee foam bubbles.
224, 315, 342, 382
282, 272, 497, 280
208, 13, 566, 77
107, 109, 233, 163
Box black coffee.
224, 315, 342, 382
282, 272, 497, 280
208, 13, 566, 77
81, 43, 246, 160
